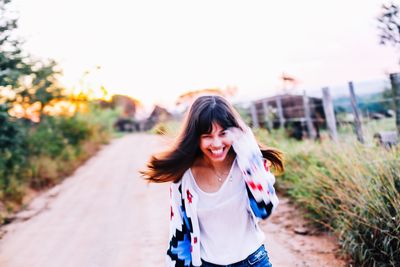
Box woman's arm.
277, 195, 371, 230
228, 126, 279, 219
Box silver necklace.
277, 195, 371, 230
213, 169, 232, 182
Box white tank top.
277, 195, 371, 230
188, 159, 265, 265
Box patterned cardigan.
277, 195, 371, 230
166, 128, 279, 267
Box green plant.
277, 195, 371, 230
27, 117, 66, 157
0, 105, 28, 201
254, 129, 400, 265
57, 116, 91, 146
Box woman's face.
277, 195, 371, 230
199, 122, 233, 163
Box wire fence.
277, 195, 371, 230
251, 98, 399, 121
240, 77, 400, 145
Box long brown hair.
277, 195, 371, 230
141, 95, 284, 183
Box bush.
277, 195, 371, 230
25, 110, 114, 188
0, 102, 119, 223
76, 102, 120, 143
0, 105, 28, 202
27, 117, 66, 157
57, 116, 91, 146
27, 115, 93, 157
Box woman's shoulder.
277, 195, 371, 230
170, 168, 195, 198
172, 168, 191, 186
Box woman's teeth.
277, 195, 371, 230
210, 148, 224, 155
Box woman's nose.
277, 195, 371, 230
211, 137, 223, 147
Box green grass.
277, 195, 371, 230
336, 117, 397, 144
255, 128, 400, 266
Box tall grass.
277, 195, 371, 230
25, 106, 120, 189
257, 128, 400, 266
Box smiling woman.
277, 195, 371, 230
141, 95, 284, 267
199, 123, 232, 162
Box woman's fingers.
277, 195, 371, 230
226, 127, 243, 142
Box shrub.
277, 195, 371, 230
57, 116, 91, 146
0, 105, 28, 202
76, 102, 120, 143
0, 102, 119, 221
27, 117, 66, 157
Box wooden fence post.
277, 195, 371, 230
262, 100, 273, 130
348, 81, 365, 143
322, 87, 338, 142
303, 91, 317, 139
250, 102, 259, 128
275, 96, 285, 128
390, 73, 400, 137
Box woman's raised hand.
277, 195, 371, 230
225, 119, 249, 141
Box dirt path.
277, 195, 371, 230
0, 134, 345, 267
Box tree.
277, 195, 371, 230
378, 2, 400, 119
12, 60, 64, 121
378, 2, 400, 62
175, 87, 237, 108
0, 0, 31, 88
0, 0, 64, 121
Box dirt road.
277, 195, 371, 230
0, 134, 345, 267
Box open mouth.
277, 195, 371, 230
209, 147, 225, 157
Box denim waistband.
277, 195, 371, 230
201, 244, 265, 267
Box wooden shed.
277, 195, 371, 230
142, 105, 173, 131
251, 94, 326, 139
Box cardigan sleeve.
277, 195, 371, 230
166, 183, 193, 267
230, 126, 279, 219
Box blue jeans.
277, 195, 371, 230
201, 245, 272, 267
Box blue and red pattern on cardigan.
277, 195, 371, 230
166, 127, 279, 267
167, 164, 276, 266
167, 184, 193, 267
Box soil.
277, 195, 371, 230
0, 134, 346, 267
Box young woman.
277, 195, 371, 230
142, 95, 284, 267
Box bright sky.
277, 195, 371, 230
13, 0, 399, 109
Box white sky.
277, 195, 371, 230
12, 0, 399, 109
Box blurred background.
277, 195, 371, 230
1, 0, 399, 266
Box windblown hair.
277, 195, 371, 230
141, 95, 284, 183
